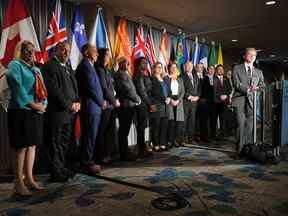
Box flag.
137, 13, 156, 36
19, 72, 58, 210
145, 27, 156, 75
114, 17, 132, 62
70, 4, 87, 70
176, 33, 189, 74
131, 24, 146, 74
209, 41, 217, 66
169, 41, 176, 63
42, 0, 68, 62
199, 43, 209, 69
0, 0, 43, 67
191, 36, 200, 66
89, 8, 112, 55
158, 29, 169, 71
217, 43, 223, 65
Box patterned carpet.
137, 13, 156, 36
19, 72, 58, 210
1, 139, 288, 216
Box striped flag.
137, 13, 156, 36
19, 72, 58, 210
131, 24, 146, 74
70, 4, 87, 70
145, 27, 156, 74
0, 0, 43, 67
42, 0, 67, 62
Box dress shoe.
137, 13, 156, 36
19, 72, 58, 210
25, 181, 44, 191
82, 164, 101, 175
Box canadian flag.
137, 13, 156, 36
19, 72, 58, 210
0, 0, 42, 67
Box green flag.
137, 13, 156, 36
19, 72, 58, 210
209, 41, 217, 66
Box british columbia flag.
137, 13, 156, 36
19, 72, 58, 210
42, 0, 67, 62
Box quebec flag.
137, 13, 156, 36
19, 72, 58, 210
89, 8, 112, 56
70, 4, 87, 70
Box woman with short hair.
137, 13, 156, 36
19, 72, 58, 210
7, 40, 47, 196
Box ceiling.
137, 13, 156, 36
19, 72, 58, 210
70, 0, 288, 63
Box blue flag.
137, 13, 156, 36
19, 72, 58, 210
199, 43, 209, 69
89, 8, 111, 55
191, 36, 200, 66
70, 4, 87, 70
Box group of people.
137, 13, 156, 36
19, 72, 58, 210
5, 39, 264, 196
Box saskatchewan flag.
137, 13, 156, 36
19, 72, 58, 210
209, 41, 217, 66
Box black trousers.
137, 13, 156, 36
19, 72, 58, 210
214, 102, 226, 135
136, 104, 148, 154
150, 117, 168, 146
46, 119, 73, 177
168, 107, 184, 144
95, 108, 115, 161
117, 106, 135, 159
183, 100, 198, 138
234, 102, 253, 153
200, 101, 217, 139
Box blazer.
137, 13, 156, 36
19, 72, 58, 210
42, 57, 78, 124
114, 69, 141, 108
75, 58, 104, 113
164, 76, 185, 121
201, 75, 215, 102
150, 76, 169, 118
213, 76, 232, 104
7, 60, 47, 110
181, 72, 201, 101
96, 65, 117, 108
133, 70, 152, 107
232, 64, 265, 107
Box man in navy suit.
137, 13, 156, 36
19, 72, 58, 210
75, 44, 107, 174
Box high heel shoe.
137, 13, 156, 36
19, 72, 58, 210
14, 182, 32, 196
153, 145, 160, 152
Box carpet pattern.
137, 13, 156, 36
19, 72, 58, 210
1, 143, 288, 216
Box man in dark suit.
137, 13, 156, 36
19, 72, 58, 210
43, 42, 80, 182
75, 44, 106, 174
232, 48, 265, 155
213, 64, 232, 138
199, 65, 216, 142
114, 57, 141, 161
182, 61, 201, 143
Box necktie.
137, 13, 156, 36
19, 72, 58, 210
247, 66, 252, 77
220, 76, 223, 86
189, 73, 194, 86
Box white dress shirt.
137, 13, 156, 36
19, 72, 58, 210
171, 79, 179, 95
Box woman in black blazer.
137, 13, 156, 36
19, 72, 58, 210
95, 48, 120, 164
150, 62, 170, 151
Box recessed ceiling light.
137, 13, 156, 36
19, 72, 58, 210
231, 39, 238, 42
283, 59, 288, 63
256, 49, 262, 52
269, 54, 276, 58
265, 1, 276, 5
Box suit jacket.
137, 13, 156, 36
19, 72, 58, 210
133, 70, 152, 107
96, 65, 117, 108
42, 57, 78, 124
114, 70, 141, 108
75, 59, 104, 113
164, 76, 185, 121
213, 76, 232, 104
150, 76, 169, 118
232, 64, 265, 107
181, 72, 201, 101
201, 75, 214, 101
